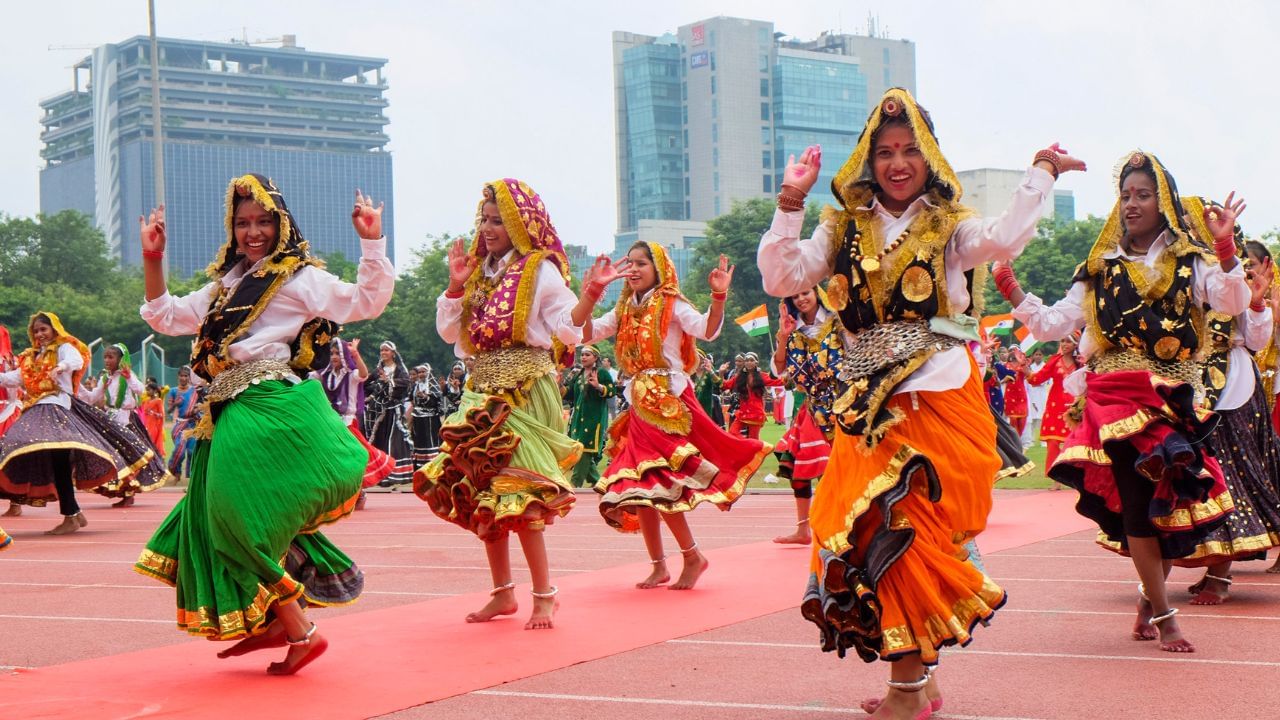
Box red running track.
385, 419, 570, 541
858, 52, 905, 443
1, 489, 1278, 719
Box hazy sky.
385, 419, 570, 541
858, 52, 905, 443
5, 1, 1278, 264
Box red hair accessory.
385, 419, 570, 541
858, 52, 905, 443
882, 98, 902, 117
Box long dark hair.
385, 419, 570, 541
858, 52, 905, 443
733, 365, 765, 396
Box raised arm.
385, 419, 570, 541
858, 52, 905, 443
288, 194, 395, 323
759, 146, 836, 297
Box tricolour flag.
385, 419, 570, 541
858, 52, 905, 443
979, 313, 1015, 338
735, 304, 771, 337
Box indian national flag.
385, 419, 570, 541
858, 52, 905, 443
735, 304, 771, 337
981, 313, 1038, 352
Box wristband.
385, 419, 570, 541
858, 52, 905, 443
1251, 298, 1267, 313
444, 286, 465, 299
710, 290, 728, 302
1213, 234, 1237, 265
1033, 149, 1062, 179
777, 186, 806, 212
993, 265, 1022, 302
142, 249, 164, 260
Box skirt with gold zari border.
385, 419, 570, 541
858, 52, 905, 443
595, 385, 771, 532
0, 524, 10, 551
134, 379, 367, 641
802, 355, 1006, 665
1049, 369, 1232, 559
414, 373, 579, 543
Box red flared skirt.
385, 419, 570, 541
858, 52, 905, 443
774, 403, 832, 482
348, 419, 394, 488
597, 385, 771, 532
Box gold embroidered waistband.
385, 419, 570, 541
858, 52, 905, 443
1088, 349, 1203, 389
839, 320, 962, 381
206, 359, 298, 404
468, 345, 556, 396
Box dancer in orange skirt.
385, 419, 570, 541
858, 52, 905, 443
583, 242, 771, 590
760, 87, 1083, 719
1007, 152, 1251, 653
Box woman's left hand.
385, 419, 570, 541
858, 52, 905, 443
1038, 142, 1087, 175
708, 254, 735, 295
1248, 255, 1272, 306
1205, 191, 1246, 242
351, 190, 384, 240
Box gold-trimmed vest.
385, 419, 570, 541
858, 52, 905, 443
1200, 312, 1233, 410
784, 315, 843, 439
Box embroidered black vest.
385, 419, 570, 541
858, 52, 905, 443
1200, 312, 1234, 409
784, 315, 843, 438
1077, 252, 1203, 364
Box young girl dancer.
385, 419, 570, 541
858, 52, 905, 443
416, 178, 597, 630
315, 338, 393, 503
84, 343, 168, 507
365, 341, 414, 488
583, 242, 771, 590
133, 176, 393, 674
408, 363, 446, 469
760, 88, 1082, 718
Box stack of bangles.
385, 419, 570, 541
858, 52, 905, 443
777, 185, 806, 212
1032, 148, 1062, 179
993, 264, 1021, 303
710, 290, 727, 303
583, 281, 607, 305
142, 250, 164, 260
1210, 227, 1239, 269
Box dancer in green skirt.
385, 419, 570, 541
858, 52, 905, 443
133, 174, 394, 674
416, 178, 600, 630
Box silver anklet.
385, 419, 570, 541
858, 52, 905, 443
796, 519, 809, 526
1204, 573, 1233, 585
885, 666, 933, 692
489, 581, 516, 596
286, 623, 317, 646
650, 555, 667, 565
530, 586, 559, 599
1150, 608, 1179, 625
679, 542, 699, 555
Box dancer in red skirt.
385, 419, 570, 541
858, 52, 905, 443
1027, 335, 1079, 474
1002, 347, 1030, 435
769, 288, 841, 545
727, 352, 785, 440
583, 242, 771, 589
1006, 151, 1250, 653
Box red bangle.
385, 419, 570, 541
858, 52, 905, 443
1213, 235, 1237, 263
710, 290, 728, 302
142, 249, 164, 260
1033, 149, 1062, 179
1251, 299, 1267, 312
993, 266, 1022, 301
444, 287, 465, 299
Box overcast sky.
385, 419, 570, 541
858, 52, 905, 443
5, 1, 1277, 263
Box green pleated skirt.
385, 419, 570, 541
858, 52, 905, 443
134, 379, 366, 640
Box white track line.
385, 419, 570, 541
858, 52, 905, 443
1001, 608, 1280, 621
995, 576, 1280, 587
667, 639, 1280, 667
0, 581, 453, 597
0, 558, 590, 573
0, 614, 171, 624
22, 539, 651, 552
469, 690, 1047, 720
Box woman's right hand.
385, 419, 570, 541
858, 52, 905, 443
776, 300, 797, 341
447, 239, 478, 292
140, 205, 167, 254
583, 255, 632, 288
782, 145, 822, 195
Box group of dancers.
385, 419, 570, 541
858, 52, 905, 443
0, 88, 1277, 720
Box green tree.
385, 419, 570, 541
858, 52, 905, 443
984, 215, 1105, 314
0, 211, 117, 294
686, 198, 822, 364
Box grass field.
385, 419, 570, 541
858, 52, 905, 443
743, 419, 1057, 490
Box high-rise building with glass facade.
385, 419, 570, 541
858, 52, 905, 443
39, 35, 393, 276
612, 17, 915, 236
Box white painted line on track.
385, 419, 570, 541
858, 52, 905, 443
469, 690, 1047, 720
0, 581, 454, 598
668, 639, 1280, 667
1001, 608, 1280, 621
0, 614, 171, 624
0, 558, 589, 572
994, 576, 1280, 587
22, 539, 651, 552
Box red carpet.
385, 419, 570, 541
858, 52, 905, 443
0, 490, 1085, 719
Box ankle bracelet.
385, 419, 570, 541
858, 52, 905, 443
530, 586, 559, 599
796, 519, 809, 526
286, 623, 318, 646
490, 581, 516, 596
650, 555, 667, 565
886, 666, 933, 692
1205, 573, 1233, 585
679, 541, 699, 555
1150, 607, 1178, 625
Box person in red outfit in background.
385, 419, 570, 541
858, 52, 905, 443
1027, 335, 1079, 480
728, 352, 785, 440
1003, 347, 1030, 435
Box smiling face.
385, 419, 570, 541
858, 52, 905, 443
790, 289, 818, 320
871, 122, 929, 212
103, 347, 121, 373
232, 199, 279, 264
30, 319, 55, 347
626, 246, 659, 295
479, 201, 514, 258
1120, 169, 1162, 242
379, 346, 395, 364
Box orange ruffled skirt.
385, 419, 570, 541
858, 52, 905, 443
802, 356, 1006, 665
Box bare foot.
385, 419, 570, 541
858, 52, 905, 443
636, 561, 671, 589
1189, 575, 1229, 606
2, 504, 21, 517
1132, 595, 1156, 641
668, 550, 709, 590
1154, 614, 1194, 653
466, 588, 518, 623
218, 622, 286, 658
266, 631, 329, 675
1267, 558, 1280, 574
772, 530, 811, 545
867, 687, 930, 719
45, 516, 81, 535
354, 491, 367, 511
112, 495, 135, 508
525, 592, 559, 630
862, 674, 942, 714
